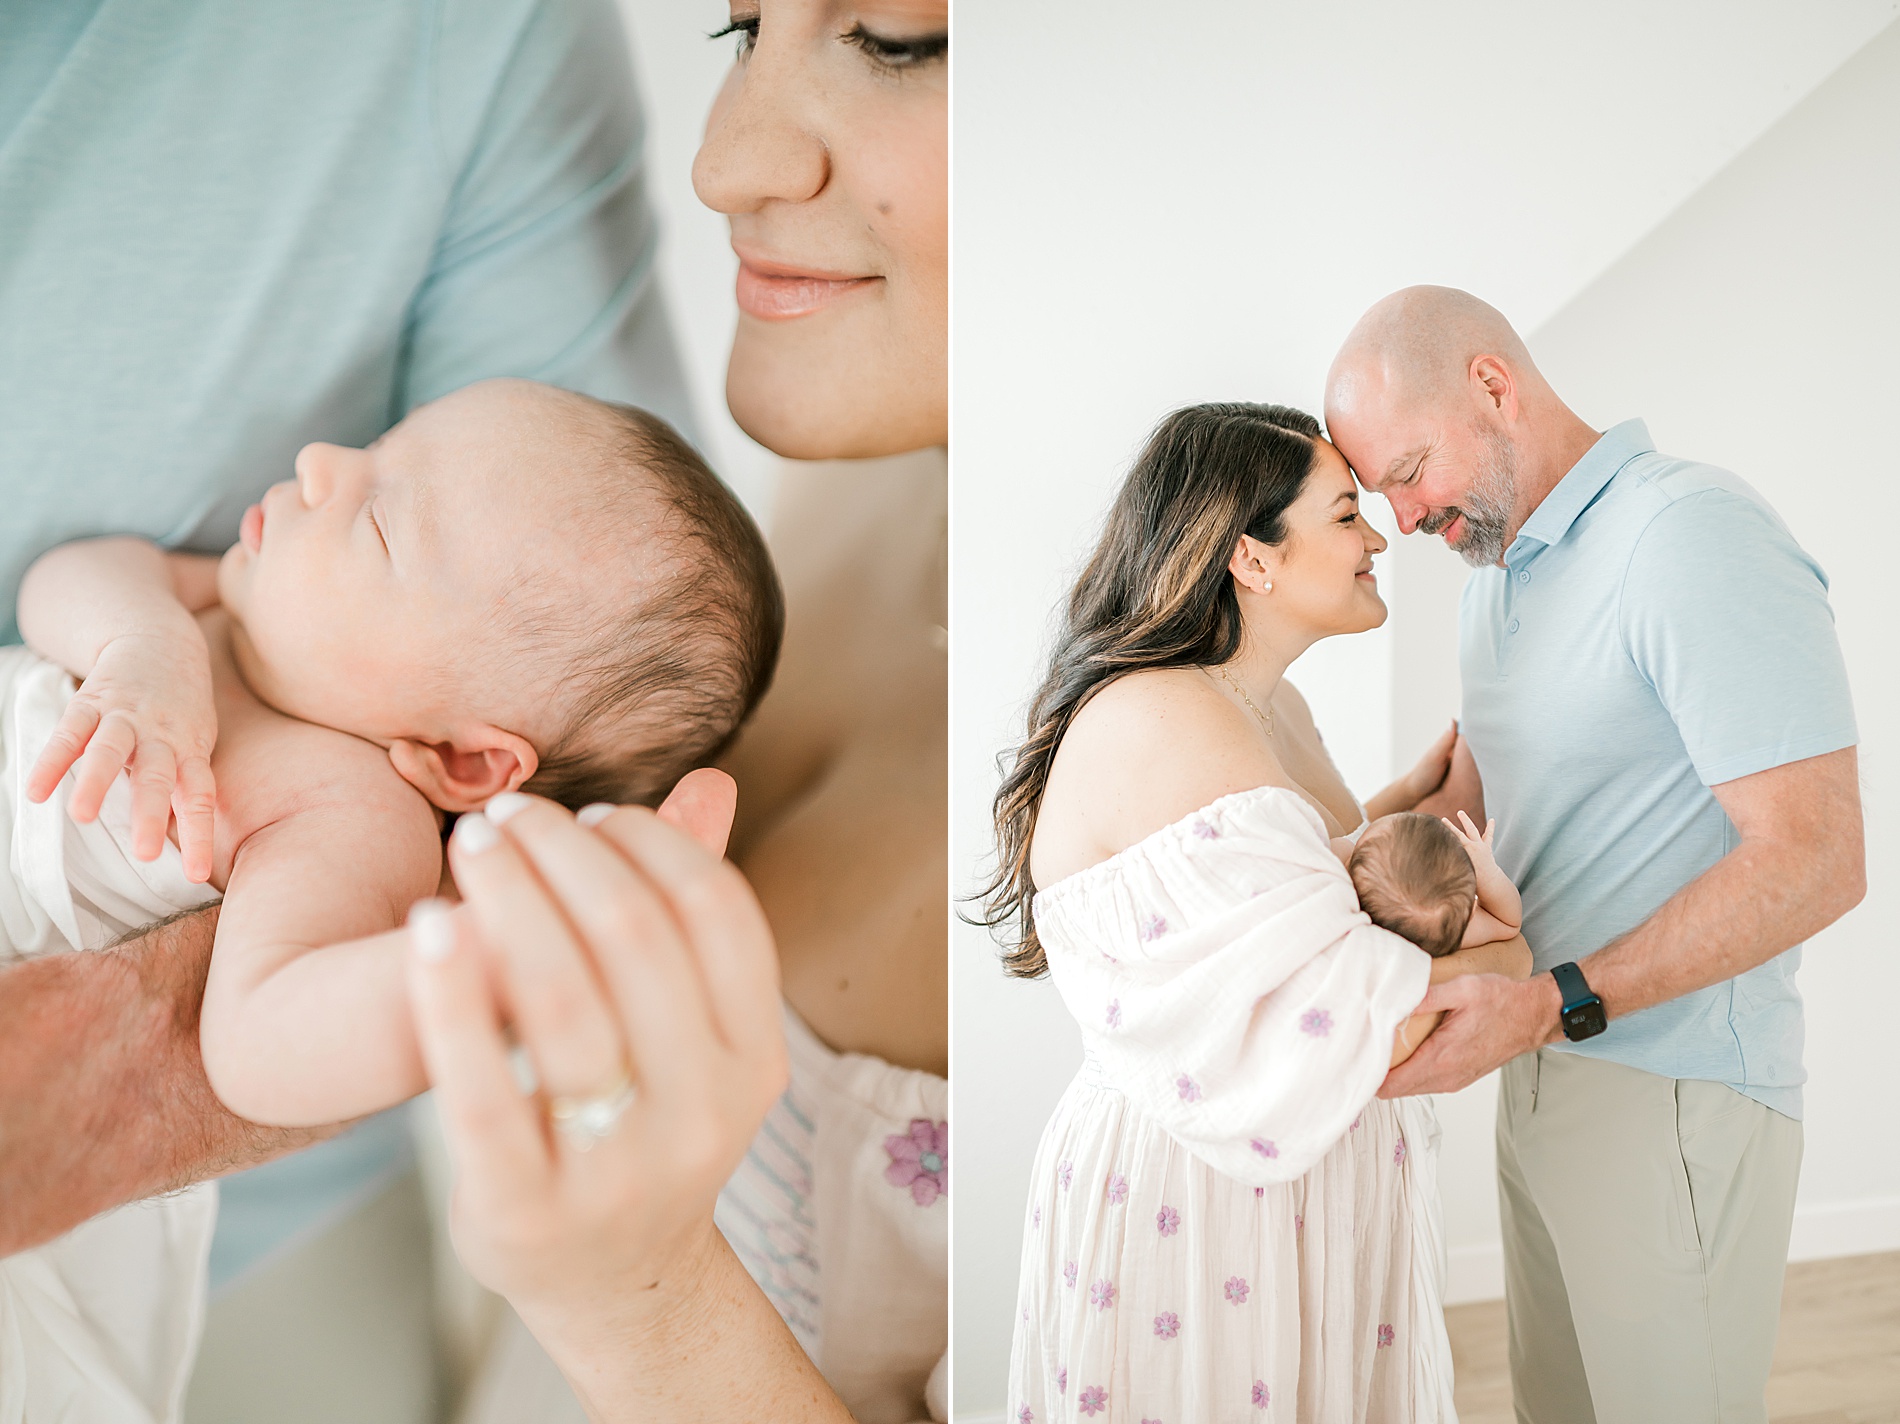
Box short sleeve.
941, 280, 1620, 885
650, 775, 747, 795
399, 0, 699, 439
1619, 488, 1856, 787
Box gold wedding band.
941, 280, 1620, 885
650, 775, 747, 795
546, 1068, 637, 1152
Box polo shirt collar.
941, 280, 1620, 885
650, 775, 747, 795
1510, 418, 1654, 559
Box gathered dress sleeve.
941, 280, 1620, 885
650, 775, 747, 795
1031, 787, 1430, 1186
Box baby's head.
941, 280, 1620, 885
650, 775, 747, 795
218, 378, 782, 811
1348, 812, 1476, 957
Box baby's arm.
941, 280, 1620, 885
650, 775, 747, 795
199, 777, 444, 1126
1443, 811, 1522, 943
17, 538, 223, 879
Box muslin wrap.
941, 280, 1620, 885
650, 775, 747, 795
0, 645, 220, 1424
1010, 784, 1457, 1422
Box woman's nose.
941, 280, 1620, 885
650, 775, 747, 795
693, 32, 829, 215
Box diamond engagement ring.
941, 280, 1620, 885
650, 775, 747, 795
547, 1070, 637, 1151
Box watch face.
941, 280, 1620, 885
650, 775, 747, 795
1563, 1002, 1608, 1041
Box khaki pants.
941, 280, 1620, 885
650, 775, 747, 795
1495, 1049, 1802, 1424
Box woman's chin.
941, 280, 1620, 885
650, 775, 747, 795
726, 319, 945, 461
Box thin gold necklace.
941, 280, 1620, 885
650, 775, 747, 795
1213, 664, 1274, 738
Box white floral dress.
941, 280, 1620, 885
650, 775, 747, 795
1008, 786, 1456, 1423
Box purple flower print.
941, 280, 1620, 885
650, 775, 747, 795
1176, 1074, 1202, 1103
1139, 912, 1169, 942
1294, 1213, 1304, 1234
1090, 1278, 1117, 1310
1032, 1205, 1042, 1228
1349, 1113, 1362, 1132
1300, 1008, 1333, 1037
1250, 1137, 1279, 1160
1254, 1186, 1264, 1198
1063, 1260, 1078, 1289
1057, 1367, 1067, 1395
1156, 1204, 1180, 1236
1154, 1311, 1180, 1339
1105, 998, 1122, 1029
883, 1119, 947, 1206
1377, 1323, 1395, 1348
1143, 1419, 1166, 1424
1058, 1160, 1073, 1191
1105, 1173, 1128, 1205
1078, 1385, 1108, 1416
1253, 1380, 1271, 1409
1394, 1137, 1408, 1167
1018, 1409, 1034, 1424
1225, 1275, 1251, 1306
1191, 816, 1220, 839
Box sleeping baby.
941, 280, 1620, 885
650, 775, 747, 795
1, 377, 780, 1418
1349, 809, 1523, 958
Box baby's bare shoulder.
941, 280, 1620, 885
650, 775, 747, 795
214, 713, 441, 869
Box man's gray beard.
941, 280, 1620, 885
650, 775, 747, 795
1423, 430, 1517, 567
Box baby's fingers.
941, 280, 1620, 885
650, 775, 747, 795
128, 741, 179, 862
68, 711, 138, 823
1455, 810, 1483, 840
172, 756, 217, 883
26, 701, 102, 803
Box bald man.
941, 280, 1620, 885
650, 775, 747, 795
1325, 287, 1864, 1424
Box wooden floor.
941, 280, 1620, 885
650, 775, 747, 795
1446, 1251, 1900, 1423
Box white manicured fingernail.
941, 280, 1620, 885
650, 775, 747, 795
576, 802, 615, 828
507, 1043, 540, 1096
485, 791, 534, 824
454, 812, 500, 853
409, 899, 454, 961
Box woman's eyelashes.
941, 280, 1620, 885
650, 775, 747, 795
708, 15, 760, 60
708, 14, 947, 73
842, 23, 948, 72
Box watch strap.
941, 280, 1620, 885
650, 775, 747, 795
1551, 960, 1594, 1010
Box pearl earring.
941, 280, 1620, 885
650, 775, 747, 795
1263, 581, 1273, 593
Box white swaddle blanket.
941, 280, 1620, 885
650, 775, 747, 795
0, 645, 221, 1424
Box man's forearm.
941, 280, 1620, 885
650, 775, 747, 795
1579, 842, 1854, 1026
0, 907, 338, 1254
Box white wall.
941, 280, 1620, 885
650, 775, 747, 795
951, 4, 1900, 1416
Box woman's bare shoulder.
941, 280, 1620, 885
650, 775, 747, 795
1032, 669, 1286, 886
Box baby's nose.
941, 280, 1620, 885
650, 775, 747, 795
293, 444, 339, 508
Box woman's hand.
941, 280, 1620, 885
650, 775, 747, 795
405, 771, 848, 1419
1363, 719, 1463, 821
27, 629, 218, 881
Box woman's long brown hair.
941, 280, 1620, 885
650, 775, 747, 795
975, 402, 1323, 978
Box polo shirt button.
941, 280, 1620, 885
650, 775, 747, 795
1518, 570, 1531, 583
1508, 618, 1520, 634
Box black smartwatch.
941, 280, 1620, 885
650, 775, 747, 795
1551, 961, 1607, 1042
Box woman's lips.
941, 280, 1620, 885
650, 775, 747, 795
734, 261, 879, 321
239, 502, 263, 553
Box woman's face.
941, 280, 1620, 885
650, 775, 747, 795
1254, 439, 1390, 641
694, 0, 948, 460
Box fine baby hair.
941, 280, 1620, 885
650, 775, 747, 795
1348, 811, 1477, 957
512, 396, 784, 810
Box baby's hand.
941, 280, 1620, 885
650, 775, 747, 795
1441, 810, 1521, 930
26, 631, 218, 882
1441, 810, 1497, 870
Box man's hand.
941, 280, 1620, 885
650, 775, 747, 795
1379, 971, 1560, 1097
1412, 731, 1485, 824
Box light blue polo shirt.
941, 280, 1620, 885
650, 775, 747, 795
1459, 420, 1856, 1118
1, 0, 695, 1286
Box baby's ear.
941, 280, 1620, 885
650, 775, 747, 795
388, 728, 539, 813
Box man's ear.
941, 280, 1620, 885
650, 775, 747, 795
388, 727, 539, 813
1228, 534, 1277, 596
1470, 354, 1520, 422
